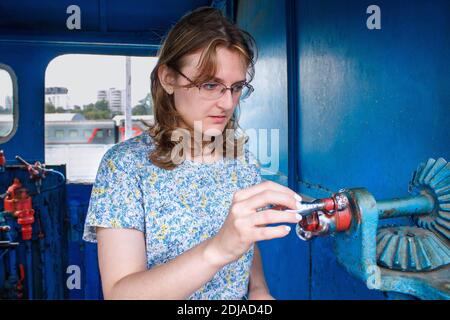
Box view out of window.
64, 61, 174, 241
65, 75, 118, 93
0, 67, 15, 139
45, 54, 157, 182
69, 130, 78, 138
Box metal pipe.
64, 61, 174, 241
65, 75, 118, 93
377, 194, 435, 219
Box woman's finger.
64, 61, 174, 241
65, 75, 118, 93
254, 225, 292, 241
251, 210, 301, 227
233, 180, 302, 203
240, 189, 301, 212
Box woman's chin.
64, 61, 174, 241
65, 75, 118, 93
203, 127, 224, 137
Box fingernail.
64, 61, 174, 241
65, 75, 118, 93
295, 213, 302, 221
294, 194, 302, 202
296, 200, 304, 210
285, 226, 291, 232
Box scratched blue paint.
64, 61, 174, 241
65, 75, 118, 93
334, 189, 380, 288
377, 195, 434, 219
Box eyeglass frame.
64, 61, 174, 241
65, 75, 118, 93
172, 68, 254, 100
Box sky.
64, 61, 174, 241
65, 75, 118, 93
0, 69, 13, 108
45, 54, 158, 107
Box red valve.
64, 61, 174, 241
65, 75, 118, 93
4, 179, 35, 241
298, 206, 352, 233
295, 193, 354, 240
16, 210, 35, 241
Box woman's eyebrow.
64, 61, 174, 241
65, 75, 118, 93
212, 77, 246, 84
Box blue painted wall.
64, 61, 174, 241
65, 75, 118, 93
236, 0, 310, 300
238, 0, 450, 299
296, 0, 450, 299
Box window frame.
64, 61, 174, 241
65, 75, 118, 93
0, 63, 19, 144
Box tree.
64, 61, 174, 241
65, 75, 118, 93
95, 99, 109, 111
132, 104, 150, 115
81, 101, 111, 120
73, 105, 82, 113
45, 102, 56, 113
84, 110, 110, 120
132, 93, 153, 115
83, 103, 95, 112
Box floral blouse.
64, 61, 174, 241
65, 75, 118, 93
83, 131, 262, 299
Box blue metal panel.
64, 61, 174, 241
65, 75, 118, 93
236, 0, 310, 299
106, 0, 210, 33
66, 184, 102, 299
0, 0, 100, 31
236, 0, 290, 185
0, 0, 210, 34
296, 0, 450, 299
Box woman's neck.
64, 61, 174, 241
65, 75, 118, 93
185, 145, 222, 164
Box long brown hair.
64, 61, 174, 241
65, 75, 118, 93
149, 7, 257, 170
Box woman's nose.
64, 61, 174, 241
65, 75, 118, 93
217, 89, 235, 110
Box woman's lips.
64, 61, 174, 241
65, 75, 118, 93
209, 116, 227, 124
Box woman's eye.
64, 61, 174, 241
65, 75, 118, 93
232, 84, 244, 92
202, 83, 219, 90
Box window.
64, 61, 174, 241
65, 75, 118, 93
0, 64, 18, 142
55, 130, 65, 138
45, 54, 157, 182
69, 129, 79, 138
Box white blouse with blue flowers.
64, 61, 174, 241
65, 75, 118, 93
83, 131, 262, 299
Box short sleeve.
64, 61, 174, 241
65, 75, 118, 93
82, 146, 145, 243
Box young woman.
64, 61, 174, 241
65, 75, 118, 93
83, 7, 303, 300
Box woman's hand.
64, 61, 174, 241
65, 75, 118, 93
206, 181, 302, 267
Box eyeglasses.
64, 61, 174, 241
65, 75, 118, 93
174, 69, 254, 101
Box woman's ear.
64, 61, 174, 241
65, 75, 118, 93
158, 64, 176, 95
